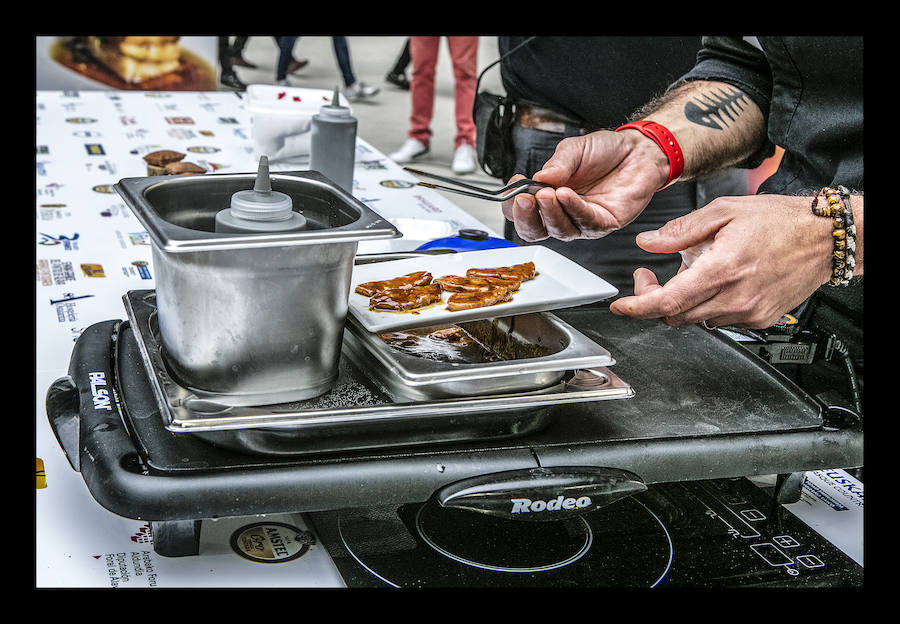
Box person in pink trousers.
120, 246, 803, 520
389, 36, 479, 174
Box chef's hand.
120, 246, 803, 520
501, 130, 669, 241
610, 195, 835, 329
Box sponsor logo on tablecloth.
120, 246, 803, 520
230, 522, 316, 564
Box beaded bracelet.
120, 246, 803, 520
811, 185, 856, 286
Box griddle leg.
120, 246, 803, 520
151, 520, 202, 557
774, 472, 806, 504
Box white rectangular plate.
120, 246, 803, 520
349, 246, 619, 332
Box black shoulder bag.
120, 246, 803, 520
473, 37, 535, 179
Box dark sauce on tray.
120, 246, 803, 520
378, 320, 553, 364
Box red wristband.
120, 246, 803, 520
615, 120, 684, 190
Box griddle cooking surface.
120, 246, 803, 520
118, 306, 823, 474
542, 307, 823, 440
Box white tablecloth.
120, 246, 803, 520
35, 89, 496, 588
35, 90, 861, 587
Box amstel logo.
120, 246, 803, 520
230, 522, 316, 564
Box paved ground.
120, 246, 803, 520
220, 36, 507, 236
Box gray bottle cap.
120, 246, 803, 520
229, 156, 298, 222
318, 86, 351, 118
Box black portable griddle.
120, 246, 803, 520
45, 299, 862, 564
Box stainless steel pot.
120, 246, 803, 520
115, 170, 399, 405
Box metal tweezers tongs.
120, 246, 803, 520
404, 167, 553, 201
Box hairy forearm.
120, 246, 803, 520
634, 80, 769, 181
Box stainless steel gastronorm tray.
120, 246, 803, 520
122, 290, 633, 437
343, 312, 615, 400
114, 170, 402, 406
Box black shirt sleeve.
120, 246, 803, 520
679, 36, 776, 169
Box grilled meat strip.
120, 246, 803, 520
466, 261, 536, 282
427, 326, 471, 343
446, 286, 513, 312
356, 271, 433, 297
433, 275, 521, 293
369, 284, 443, 312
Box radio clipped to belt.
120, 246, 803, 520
473, 37, 535, 180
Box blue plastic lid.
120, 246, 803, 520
416, 229, 518, 252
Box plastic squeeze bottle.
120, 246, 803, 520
309, 86, 357, 192
215, 155, 307, 233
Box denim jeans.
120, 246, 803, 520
277, 37, 356, 86
330, 36, 356, 87
503, 125, 747, 296
276, 37, 297, 81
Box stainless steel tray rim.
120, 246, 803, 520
347, 352, 617, 386
114, 170, 401, 252
146, 228, 402, 253
166, 378, 634, 433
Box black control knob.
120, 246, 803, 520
457, 228, 489, 241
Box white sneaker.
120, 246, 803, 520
451, 143, 477, 174
275, 78, 289, 86
389, 138, 429, 163
344, 81, 380, 101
